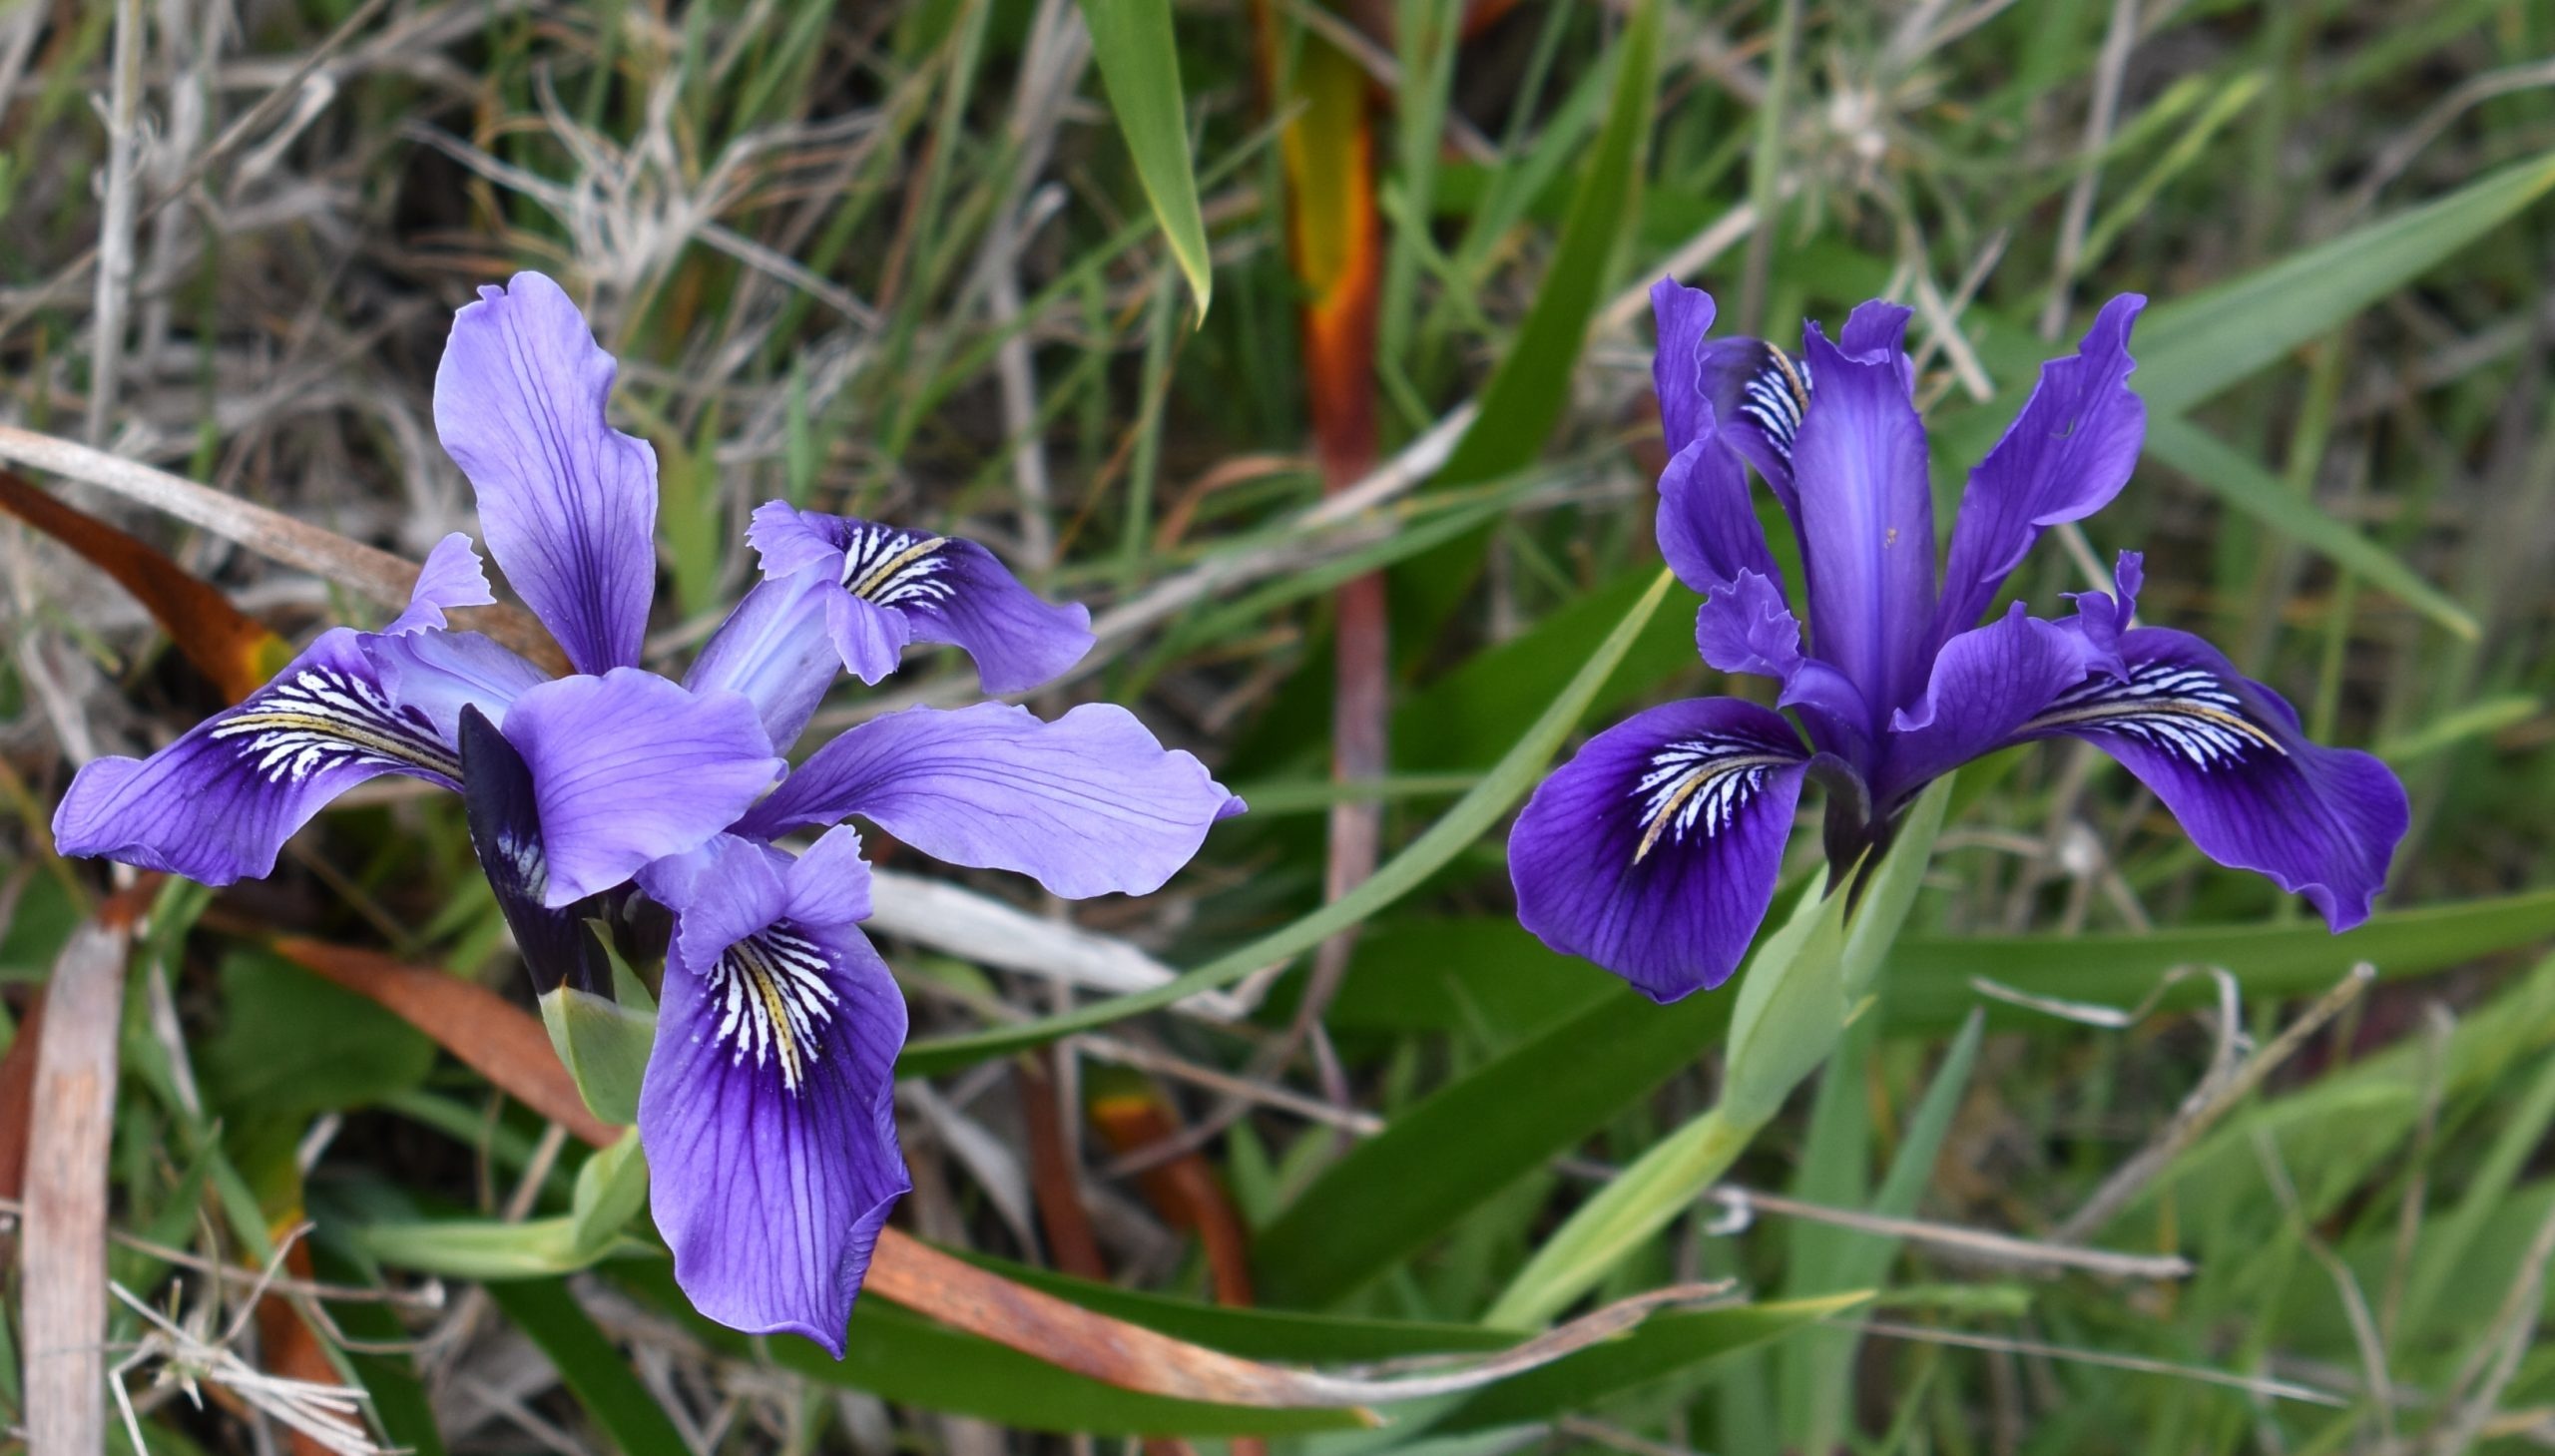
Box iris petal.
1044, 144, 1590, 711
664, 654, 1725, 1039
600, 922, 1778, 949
1509, 698, 1809, 1002
1789, 305, 1935, 728
640, 914, 908, 1356
434, 272, 659, 677
687, 572, 841, 752
2019, 628, 2406, 930
1934, 295, 2147, 642
752, 505, 1094, 695
53, 630, 459, 884
502, 670, 782, 906
740, 701, 1240, 899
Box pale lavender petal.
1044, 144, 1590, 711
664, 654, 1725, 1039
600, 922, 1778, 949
1877, 602, 2120, 808
824, 589, 913, 687
741, 702, 1239, 899
53, 630, 458, 884
1510, 699, 1808, 1002
434, 272, 657, 676
638, 833, 791, 980
1656, 437, 1778, 598
384, 534, 497, 636
1790, 304, 1935, 727
1934, 295, 2147, 640
641, 916, 907, 1356
747, 498, 845, 579
687, 572, 839, 752
366, 630, 548, 741
784, 826, 873, 928
503, 670, 782, 906
2018, 628, 2406, 930
761, 507, 1094, 695
1649, 279, 1719, 453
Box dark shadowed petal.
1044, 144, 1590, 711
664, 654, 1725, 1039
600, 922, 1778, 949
1790, 303, 1935, 726
502, 669, 782, 907
384, 533, 497, 636
1509, 698, 1809, 1002
1877, 602, 2120, 808
687, 572, 840, 752
1656, 438, 1779, 597
1698, 335, 1811, 511
640, 913, 907, 1355
2019, 628, 2406, 930
1934, 295, 2148, 640
1649, 279, 1719, 453
53, 629, 460, 884
367, 631, 549, 741
739, 702, 1240, 899
459, 707, 611, 993
434, 272, 658, 676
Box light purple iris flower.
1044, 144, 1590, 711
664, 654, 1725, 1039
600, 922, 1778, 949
1509, 281, 2409, 1004
51, 271, 1241, 1354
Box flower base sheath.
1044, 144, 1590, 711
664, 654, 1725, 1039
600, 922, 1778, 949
53, 270, 1243, 1355
1512, 282, 2407, 1004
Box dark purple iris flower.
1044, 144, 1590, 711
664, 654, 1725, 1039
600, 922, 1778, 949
52, 272, 1241, 1354
1509, 281, 2409, 1004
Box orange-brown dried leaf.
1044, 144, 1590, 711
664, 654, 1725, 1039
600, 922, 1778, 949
269, 937, 617, 1148
0, 468, 286, 703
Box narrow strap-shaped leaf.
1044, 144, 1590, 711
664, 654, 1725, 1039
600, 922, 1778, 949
483, 1277, 693, 1456
2142, 412, 2473, 639
1080, 0, 1214, 315
898, 569, 1678, 1075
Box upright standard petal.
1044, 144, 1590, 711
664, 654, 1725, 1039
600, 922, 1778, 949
1509, 699, 1809, 1003
740, 702, 1240, 899
641, 890, 907, 1354
1789, 304, 1935, 725
501, 670, 782, 906
687, 571, 841, 752
2015, 629, 2406, 929
1934, 295, 2147, 640
435, 272, 658, 676
53, 630, 460, 884
1649, 279, 1719, 453
383, 533, 498, 636
751, 505, 1095, 695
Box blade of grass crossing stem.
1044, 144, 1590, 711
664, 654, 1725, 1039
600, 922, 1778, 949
482, 1277, 692, 1456
1433, 0, 1657, 488
898, 569, 1677, 1075
1440, 1293, 1873, 1432
1079, 0, 1214, 316
1784, 1011, 1984, 1456
2143, 413, 2473, 639
2135, 148, 2555, 414
1392, 0, 1660, 655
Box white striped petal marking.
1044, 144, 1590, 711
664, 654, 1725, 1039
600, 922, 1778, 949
712, 927, 843, 1095
208, 662, 460, 783
839, 524, 955, 608
2022, 661, 2288, 769
1632, 733, 1799, 862
1733, 343, 1812, 464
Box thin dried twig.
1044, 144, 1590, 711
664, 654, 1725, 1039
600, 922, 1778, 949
1708, 1186, 2193, 1281
1853, 1319, 2346, 1407
2057, 964, 2375, 1243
